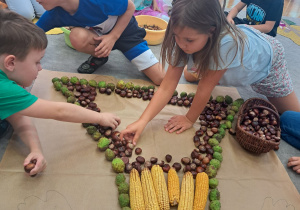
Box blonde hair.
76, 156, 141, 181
161, 0, 246, 77
0, 9, 47, 61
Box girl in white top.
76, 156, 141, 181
120, 0, 300, 144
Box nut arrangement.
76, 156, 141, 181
51, 76, 247, 210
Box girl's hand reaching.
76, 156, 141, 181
164, 115, 194, 134
24, 152, 47, 176
120, 119, 148, 145
99, 113, 121, 130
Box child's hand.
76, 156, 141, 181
153, 4, 162, 12
287, 157, 300, 174
23, 152, 47, 176
99, 112, 121, 129
94, 34, 117, 58
164, 115, 193, 134
226, 17, 235, 25
120, 120, 148, 145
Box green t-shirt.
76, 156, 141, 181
0, 70, 38, 120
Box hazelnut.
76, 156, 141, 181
165, 154, 172, 163
136, 156, 145, 164
135, 147, 142, 155
150, 157, 158, 164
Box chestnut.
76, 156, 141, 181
172, 162, 182, 172
136, 156, 145, 164
165, 154, 172, 163
162, 164, 171, 173
24, 163, 35, 173
150, 157, 158, 164
135, 147, 142, 155
181, 157, 191, 165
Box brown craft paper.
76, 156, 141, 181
0, 70, 299, 210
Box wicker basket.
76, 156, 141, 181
236, 98, 281, 154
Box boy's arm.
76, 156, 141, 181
18, 99, 120, 129
94, 0, 135, 57
249, 21, 275, 34
226, 2, 246, 24
152, 0, 161, 12
6, 114, 46, 175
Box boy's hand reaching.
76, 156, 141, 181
287, 157, 300, 174
164, 115, 193, 134
24, 152, 47, 176
94, 34, 118, 58
99, 112, 121, 129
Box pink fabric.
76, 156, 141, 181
133, 0, 169, 19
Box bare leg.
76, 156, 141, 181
287, 157, 300, 174
183, 65, 199, 82
267, 91, 300, 114
69, 27, 99, 56
142, 63, 165, 85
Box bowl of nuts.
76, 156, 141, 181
235, 98, 281, 154
135, 15, 168, 45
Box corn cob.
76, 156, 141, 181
193, 172, 209, 210
168, 168, 180, 206
151, 165, 170, 210
141, 168, 160, 210
130, 168, 146, 210
178, 172, 194, 210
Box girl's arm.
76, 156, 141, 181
6, 114, 47, 176
18, 99, 121, 129
120, 65, 184, 144
226, 2, 246, 24
165, 69, 227, 134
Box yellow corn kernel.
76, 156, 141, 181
168, 168, 180, 206
151, 165, 170, 210
193, 172, 209, 210
130, 168, 146, 210
178, 172, 194, 210
141, 168, 160, 210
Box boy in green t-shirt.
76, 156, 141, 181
0, 9, 121, 176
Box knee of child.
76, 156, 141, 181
280, 111, 293, 127
69, 28, 89, 49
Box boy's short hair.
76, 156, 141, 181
0, 9, 47, 61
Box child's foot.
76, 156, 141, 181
287, 157, 300, 174
77, 56, 108, 74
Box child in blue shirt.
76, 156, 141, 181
36, 0, 165, 85
226, 0, 284, 37
0, 9, 120, 176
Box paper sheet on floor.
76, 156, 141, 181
0, 69, 299, 210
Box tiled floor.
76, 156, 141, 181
221, 0, 300, 18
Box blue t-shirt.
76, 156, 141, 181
0, 70, 38, 120
184, 25, 273, 87
36, 0, 128, 33
242, 0, 284, 37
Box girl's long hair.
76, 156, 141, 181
161, 0, 246, 77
